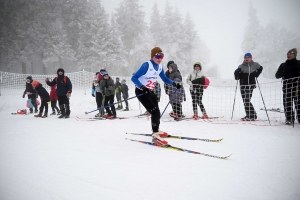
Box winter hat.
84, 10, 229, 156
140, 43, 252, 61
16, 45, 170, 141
244, 53, 252, 58
287, 48, 297, 57
100, 67, 106, 72
31, 80, 40, 88
193, 62, 202, 70
151, 47, 163, 58
95, 72, 100, 75
167, 60, 174, 68
57, 68, 65, 75
121, 79, 126, 83
102, 71, 108, 76
26, 76, 33, 81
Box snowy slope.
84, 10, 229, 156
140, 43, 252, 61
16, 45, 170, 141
0, 91, 299, 200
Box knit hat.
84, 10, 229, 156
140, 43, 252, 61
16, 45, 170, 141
151, 47, 163, 58
95, 72, 100, 75
100, 67, 106, 72
57, 68, 65, 75
26, 76, 33, 81
31, 80, 40, 88
244, 53, 252, 58
102, 71, 108, 76
167, 60, 174, 68
193, 62, 202, 70
121, 79, 126, 83
287, 48, 297, 57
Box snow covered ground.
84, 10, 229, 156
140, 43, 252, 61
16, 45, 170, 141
0, 90, 300, 200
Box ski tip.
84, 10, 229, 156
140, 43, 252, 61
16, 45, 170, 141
84, 112, 88, 115
222, 153, 233, 159
218, 138, 224, 142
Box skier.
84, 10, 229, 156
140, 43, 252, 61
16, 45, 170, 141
45, 68, 72, 118
115, 77, 123, 110
234, 53, 263, 121
22, 76, 38, 113
275, 48, 300, 124
187, 62, 209, 120
100, 71, 116, 119
121, 79, 129, 111
31, 80, 50, 118
49, 82, 60, 115
131, 46, 181, 146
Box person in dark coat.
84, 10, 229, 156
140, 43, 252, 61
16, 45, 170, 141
23, 76, 38, 113
121, 79, 129, 111
115, 77, 123, 110
31, 80, 50, 118
45, 68, 72, 118
275, 48, 300, 124
234, 53, 263, 121
100, 72, 116, 119
169, 78, 186, 120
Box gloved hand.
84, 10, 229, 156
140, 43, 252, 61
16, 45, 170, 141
234, 68, 241, 80
140, 85, 150, 95
173, 82, 181, 89
22, 93, 25, 98
91, 89, 95, 97
184, 97, 186, 101
67, 92, 71, 98
254, 66, 263, 77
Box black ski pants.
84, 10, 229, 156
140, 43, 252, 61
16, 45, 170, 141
240, 86, 256, 119
136, 88, 160, 132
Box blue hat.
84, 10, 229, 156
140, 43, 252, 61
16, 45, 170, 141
244, 53, 252, 58
102, 71, 108, 76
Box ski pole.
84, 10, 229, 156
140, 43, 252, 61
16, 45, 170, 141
160, 84, 180, 118
256, 78, 271, 125
85, 94, 143, 114
231, 80, 238, 120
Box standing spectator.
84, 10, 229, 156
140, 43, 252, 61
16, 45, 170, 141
234, 53, 263, 121
100, 72, 116, 119
31, 80, 50, 118
92, 68, 106, 117
169, 78, 186, 121
45, 68, 72, 118
22, 76, 38, 113
49, 82, 60, 115
187, 62, 209, 120
164, 60, 175, 94
115, 77, 123, 110
275, 48, 300, 124
121, 79, 129, 111
131, 46, 181, 146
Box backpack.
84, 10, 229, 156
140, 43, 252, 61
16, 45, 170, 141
55, 76, 67, 84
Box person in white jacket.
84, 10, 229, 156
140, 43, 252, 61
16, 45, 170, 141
186, 62, 208, 120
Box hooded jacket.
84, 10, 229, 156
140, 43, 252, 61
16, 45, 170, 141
100, 76, 115, 96
23, 76, 36, 97
34, 83, 50, 101
187, 66, 206, 91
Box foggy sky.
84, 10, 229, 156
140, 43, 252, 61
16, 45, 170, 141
101, 0, 300, 78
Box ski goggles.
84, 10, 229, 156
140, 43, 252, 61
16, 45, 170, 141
154, 53, 164, 59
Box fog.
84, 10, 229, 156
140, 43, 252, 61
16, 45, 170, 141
0, 0, 299, 78
102, 0, 300, 78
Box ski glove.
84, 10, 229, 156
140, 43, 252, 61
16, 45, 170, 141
22, 93, 25, 98
254, 66, 263, 77
140, 85, 150, 95
173, 82, 182, 89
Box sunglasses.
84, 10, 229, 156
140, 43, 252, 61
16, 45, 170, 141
194, 64, 201, 67
154, 53, 164, 59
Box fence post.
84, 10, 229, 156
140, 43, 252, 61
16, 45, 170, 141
83, 69, 86, 95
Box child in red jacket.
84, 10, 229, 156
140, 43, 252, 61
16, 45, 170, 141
50, 83, 60, 115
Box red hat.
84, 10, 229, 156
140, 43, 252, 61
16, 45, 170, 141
31, 80, 40, 88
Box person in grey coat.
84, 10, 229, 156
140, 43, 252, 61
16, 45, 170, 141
234, 53, 263, 121
100, 72, 116, 119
